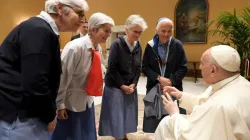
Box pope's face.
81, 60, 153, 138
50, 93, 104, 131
200, 50, 215, 85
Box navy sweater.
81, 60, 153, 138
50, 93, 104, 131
105, 37, 142, 88
0, 17, 61, 124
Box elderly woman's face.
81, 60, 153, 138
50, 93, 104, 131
59, 4, 84, 32
126, 24, 143, 42
93, 23, 112, 43
156, 22, 173, 44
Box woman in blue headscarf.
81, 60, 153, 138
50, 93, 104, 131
142, 17, 188, 133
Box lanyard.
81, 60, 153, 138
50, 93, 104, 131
158, 37, 172, 76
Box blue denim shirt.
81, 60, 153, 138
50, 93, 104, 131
157, 41, 169, 61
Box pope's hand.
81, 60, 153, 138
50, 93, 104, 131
161, 92, 179, 115
163, 86, 182, 100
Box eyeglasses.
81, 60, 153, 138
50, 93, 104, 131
100, 27, 111, 34
131, 30, 143, 35
63, 4, 85, 19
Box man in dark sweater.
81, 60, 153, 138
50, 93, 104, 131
0, 0, 89, 140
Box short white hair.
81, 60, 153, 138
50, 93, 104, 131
45, 0, 89, 14
156, 18, 173, 30
125, 15, 148, 31
88, 12, 115, 32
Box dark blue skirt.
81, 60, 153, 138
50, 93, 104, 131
98, 86, 138, 139
50, 103, 97, 140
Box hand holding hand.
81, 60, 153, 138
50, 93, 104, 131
159, 77, 172, 86
129, 83, 136, 89
121, 85, 134, 94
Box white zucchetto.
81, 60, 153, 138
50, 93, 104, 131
211, 45, 241, 72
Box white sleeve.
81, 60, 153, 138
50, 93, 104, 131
154, 105, 236, 140
179, 86, 213, 112
56, 43, 81, 110
99, 47, 107, 78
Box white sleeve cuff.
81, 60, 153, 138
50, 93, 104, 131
57, 103, 66, 110
170, 113, 180, 118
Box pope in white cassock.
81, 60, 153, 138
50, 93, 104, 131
154, 45, 250, 140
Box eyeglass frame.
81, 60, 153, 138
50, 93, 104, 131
62, 4, 85, 19
130, 29, 143, 35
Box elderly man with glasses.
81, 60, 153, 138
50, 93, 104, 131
0, 0, 89, 140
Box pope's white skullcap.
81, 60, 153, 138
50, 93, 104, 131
211, 45, 241, 72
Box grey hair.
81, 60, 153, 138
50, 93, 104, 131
125, 15, 148, 31
156, 18, 173, 30
88, 12, 115, 33
45, 0, 89, 14
45, 0, 59, 14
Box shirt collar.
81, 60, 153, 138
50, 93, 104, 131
37, 11, 59, 35
159, 37, 172, 47
124, 35, 136, 48
85, 35, 101, 51
211, 74, 240, 93
159, 41, 167, 46
80, 32, 85, 37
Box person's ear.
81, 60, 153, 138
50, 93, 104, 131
211, 65, 218, 74
56, 3, 63, 16
155, 28, 158, 34
90, 28, 98, 34
125, 28, 128, 32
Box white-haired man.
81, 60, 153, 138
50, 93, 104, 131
154, 45, 250, 140
0, 0, 89, 140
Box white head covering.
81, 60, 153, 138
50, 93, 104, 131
46, 0, 89, 12
156, 17, 173, 30
125, 15, 148, 31
88, 12, 115, 32
211, 45, 241, 72
59, 0, 89, 11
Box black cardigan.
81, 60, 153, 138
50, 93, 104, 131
142, 37, 188, 91
0, 17, 61, 123
105, 37, 142, 88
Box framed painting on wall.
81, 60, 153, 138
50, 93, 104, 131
175, 0, 208, 43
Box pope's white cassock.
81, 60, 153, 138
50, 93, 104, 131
154, 74, 250, 140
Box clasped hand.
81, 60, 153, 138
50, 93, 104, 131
159, 77, 172, 88
121, 84, 135, 94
